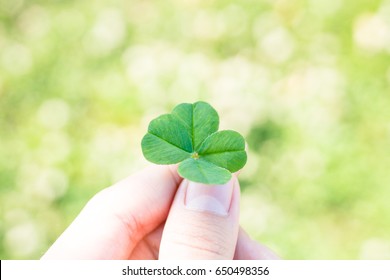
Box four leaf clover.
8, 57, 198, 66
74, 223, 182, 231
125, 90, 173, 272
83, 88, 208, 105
141, 101, 247, 184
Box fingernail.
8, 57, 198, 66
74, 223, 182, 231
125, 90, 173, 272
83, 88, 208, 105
185, 178, 235, 216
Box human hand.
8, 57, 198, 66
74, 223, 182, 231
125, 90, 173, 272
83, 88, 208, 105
41, 165, 279, 259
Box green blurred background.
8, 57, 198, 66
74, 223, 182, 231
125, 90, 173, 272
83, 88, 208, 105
1, 0, 390, 259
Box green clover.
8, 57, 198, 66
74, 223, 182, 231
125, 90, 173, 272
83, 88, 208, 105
141, 101, 247, 184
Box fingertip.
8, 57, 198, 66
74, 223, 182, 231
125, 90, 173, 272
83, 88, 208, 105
159, 177, 240, 259
234, 228, 280, 260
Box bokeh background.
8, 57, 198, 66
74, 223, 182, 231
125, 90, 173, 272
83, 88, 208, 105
1, 0, 390, 259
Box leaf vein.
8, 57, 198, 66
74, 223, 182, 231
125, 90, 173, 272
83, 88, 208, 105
148, 132, 189, 153
191, 103, 195, 150
200, 150, 244, 156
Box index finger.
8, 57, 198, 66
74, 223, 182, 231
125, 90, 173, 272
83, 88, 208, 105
42, 164, 182, 259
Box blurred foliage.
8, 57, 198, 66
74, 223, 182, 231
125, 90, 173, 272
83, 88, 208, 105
1, 0, 390, 259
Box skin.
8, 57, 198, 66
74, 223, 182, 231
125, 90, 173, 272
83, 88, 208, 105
41, 165, 279, 260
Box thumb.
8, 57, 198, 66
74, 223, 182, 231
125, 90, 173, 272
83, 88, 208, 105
159, 176, 240, 259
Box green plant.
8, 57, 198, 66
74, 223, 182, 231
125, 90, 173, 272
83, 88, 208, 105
141, 101, 247, 184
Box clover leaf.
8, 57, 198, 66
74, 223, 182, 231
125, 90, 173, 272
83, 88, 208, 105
141, 101, 247, 184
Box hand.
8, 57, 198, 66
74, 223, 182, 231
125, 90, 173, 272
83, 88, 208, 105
41, 165, 279, 259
